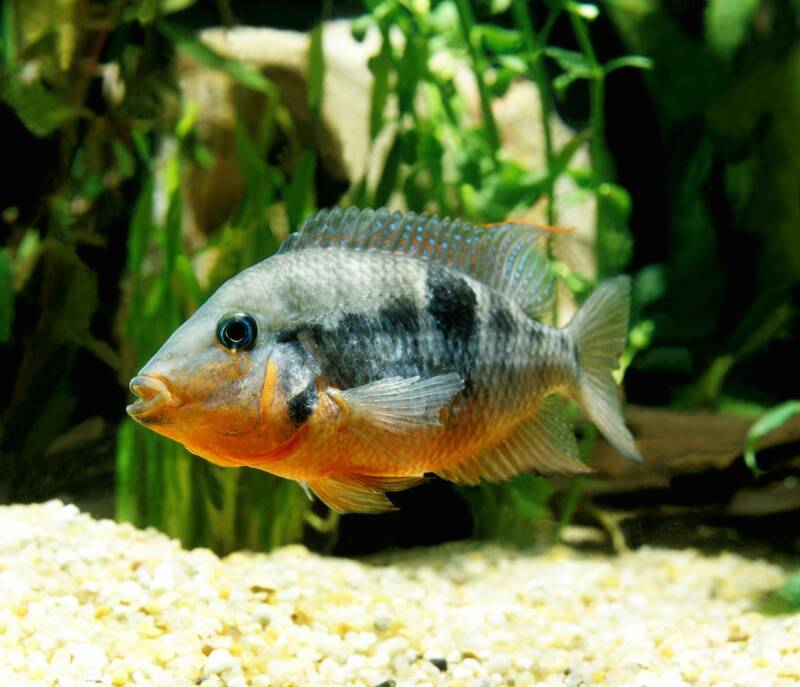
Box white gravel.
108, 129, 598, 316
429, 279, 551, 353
1, 500, 798, 687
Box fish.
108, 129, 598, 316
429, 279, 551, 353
127, 207, 642, 513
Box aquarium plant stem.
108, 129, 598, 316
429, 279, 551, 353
454, 0, 501, 169
511, 0, 557, 225
568, 11, 611, 181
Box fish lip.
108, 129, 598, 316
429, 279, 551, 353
127, 375, 181, 419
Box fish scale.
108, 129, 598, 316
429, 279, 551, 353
127, 207, 642, 513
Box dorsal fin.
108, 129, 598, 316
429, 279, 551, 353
279, 207, 555, 318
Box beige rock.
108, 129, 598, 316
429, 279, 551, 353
178, 21, 596, 279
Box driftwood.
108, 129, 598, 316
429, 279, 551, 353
588, 405, 800, 490
568, 406, 800, 551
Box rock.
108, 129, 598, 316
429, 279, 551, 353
178, 22, 595, 273
204, 648, 238, 675
429, 657, 448, 671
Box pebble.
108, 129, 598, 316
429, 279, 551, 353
0, 500, 798, 687
204, 648, 238, 674
429, 657, 448, 671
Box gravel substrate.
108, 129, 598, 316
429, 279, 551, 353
1, 501, 798, 687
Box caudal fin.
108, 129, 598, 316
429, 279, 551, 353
566, 276, 642, 462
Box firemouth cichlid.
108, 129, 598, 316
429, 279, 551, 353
127, 207, 642, 513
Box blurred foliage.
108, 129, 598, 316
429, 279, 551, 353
0, 0, 797, 555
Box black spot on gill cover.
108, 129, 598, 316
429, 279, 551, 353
287, 380, 316, 428
275, 328, 298, 344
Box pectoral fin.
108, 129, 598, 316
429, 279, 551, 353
325, 373, 463, 463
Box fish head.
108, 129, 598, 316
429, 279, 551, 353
126, 271, 289, 463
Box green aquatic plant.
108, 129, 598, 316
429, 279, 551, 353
4, 0, 795, 555
0, 0, 649, 551
114, 21, 326, 553
744, 401, 800, 477
353, 0, 650, 543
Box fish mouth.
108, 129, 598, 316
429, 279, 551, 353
127, 375, 181, 420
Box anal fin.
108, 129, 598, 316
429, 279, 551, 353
307, 474, 425, 514
438, 396, 592, 486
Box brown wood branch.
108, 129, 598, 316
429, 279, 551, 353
585, 405, 800, 491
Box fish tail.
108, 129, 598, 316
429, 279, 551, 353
565, 276, 642, 462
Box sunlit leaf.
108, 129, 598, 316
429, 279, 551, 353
478, 24, 522, 54
489, 0, 512, 13
705, 0, 760, 59
545, 46, 592, 94
745, 401, 800, 476
1, 77, 79, 136
350, 14, 372, 42
603, 54, 653, 75
158, 22, 277, 96
568, 2, 599, 21
598, 181, 632, 216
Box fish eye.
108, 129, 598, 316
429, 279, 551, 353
217, 312, 258, 351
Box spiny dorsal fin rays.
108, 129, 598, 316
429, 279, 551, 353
279, 207, 557, 319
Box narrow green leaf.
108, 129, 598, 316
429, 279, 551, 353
551, 129, 590, 178
285, 150, 316, 229
374, 134, 403, 208
174, 254, 204, 310
745, 401, 800, 476
158, 22, 276, 96
604, 55, 654, 75
0, 248, 13, 342
544, 46, 591, 74
368, 34, 393, 140
115, 423, 139, 525
777, 571, 800, 611
160, 0, 196, 14
307, 22, 325, 121
1, 0, 15, 66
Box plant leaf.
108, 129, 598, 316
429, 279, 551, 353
745, 401, 800, 476
368, 32, 392, 140
478, 25, 522, 55
373, 134, 402, 208
604, 55, 653, 75
777, 571, 800, 611
285, 150, 316, 230
705, 0, 760, 59
567, 2, 599, 21
307, 21, 325, 120
0, 248, 13, 342
1, 77, 79, 136
158, 22, 277, 96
